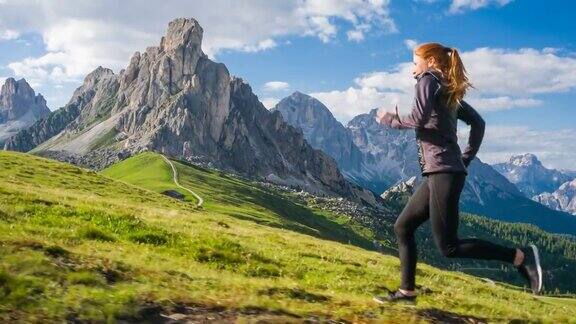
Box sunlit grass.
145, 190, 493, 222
0, 151, 574, 322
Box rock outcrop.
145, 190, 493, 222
0, 78, 50, 145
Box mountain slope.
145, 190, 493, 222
3, 18, 380, 208
1, 150, 575, 322
106, 152, 576, 294
533, 178, 576, 216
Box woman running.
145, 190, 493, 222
373, 42, 543, 303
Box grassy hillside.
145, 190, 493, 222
1, 151, 575, 322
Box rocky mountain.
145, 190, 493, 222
533, 179, 576, 216
4, 18, 382, 208
271, 96, 421, 194
271, 92, 363, 172
347, 108, 424, 192
2, 68, 115, 153
492, 153, 574, 197
274, 93, 576, 234
0, 78, 50, 145
274, 99, 521, 202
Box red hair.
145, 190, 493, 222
414, 42, 475, 111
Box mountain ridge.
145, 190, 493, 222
3, 18, 382, 208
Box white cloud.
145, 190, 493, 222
310, 46, 576, 125
305, 16, 338, 43
469, 96, 542, 111
0, 0, 397, 91
354, 62, 415, 93
261, 97, 280, 109
346, 23, 371, 42
458, 125, 576, 170
310, 86, 412, 124
462, 47, 576, 95
263, 81, 290, 91
404, 39, 418, 50
0, 29, 19, 40
449, 0, 513, 14
346, 29, 365, 42
241, 39, 277, 52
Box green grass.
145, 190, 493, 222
0, 150, 574, 322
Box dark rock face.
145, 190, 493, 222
3, 18, 382, 208
4, 105, 80, 152
0, 78, 50, 145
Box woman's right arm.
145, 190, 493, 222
457, 100, 485, 167
380, 74, 439, 129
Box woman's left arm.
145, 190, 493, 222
381, 75, 438, 129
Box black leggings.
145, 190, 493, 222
394, 171, 517, 290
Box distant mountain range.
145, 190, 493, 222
0, 78, 50, 146
272, 92, 576, 234
492, 153, 576, 215
492, 153, 574, 197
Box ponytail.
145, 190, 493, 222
414, 43, 475, 112
445, 47, 475, 110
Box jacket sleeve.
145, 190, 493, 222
381, 75, 438, 129
457, 99, 485, 167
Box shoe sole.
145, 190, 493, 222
373, 296, 385, 304
372, 296, 416, 305
529, 243, 543, 294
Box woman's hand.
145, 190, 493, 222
375, 106, 397, 125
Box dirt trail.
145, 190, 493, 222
161, 155, 204, 208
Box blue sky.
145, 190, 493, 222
0, 0, 575, 170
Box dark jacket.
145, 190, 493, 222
380, 67, 485, 176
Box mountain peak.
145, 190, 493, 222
288, 91, 310, 99
83, 66, 115, 84
0, 77, 50, 143
160, 17, 204, 52
278, 92, 332, 116
493, 152, 573, 198
509, 153, 541, 167
1, 77, 35, 99
4, 17, 382, 209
